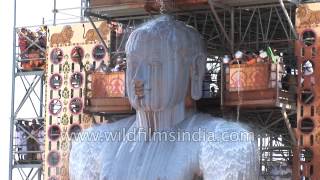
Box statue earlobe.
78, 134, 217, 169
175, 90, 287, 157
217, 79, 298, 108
191, 55, 206, 100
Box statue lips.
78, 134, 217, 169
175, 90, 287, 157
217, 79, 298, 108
134, 80, 145, 99
132, 79, 153, 111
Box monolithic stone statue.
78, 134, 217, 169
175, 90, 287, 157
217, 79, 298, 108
70, 16, 258, 180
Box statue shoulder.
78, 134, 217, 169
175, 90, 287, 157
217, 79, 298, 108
195, 115, 258, 179
72, 115, 135, 147
69, 116, 135, 180
188, 113, 248, 132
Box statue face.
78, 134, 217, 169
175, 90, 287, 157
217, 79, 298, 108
126, 47, 189, 111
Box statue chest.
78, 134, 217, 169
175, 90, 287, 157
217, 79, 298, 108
99, 138, 201, 180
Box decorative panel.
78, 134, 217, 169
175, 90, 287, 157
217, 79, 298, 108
294, 3, 320, 180
44, 21, 111, 180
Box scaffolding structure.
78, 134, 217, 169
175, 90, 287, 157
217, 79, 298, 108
8, 0, 319, 179
9, 25, 45, 180
8, 0, 86, 180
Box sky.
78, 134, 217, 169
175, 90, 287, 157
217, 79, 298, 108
0, 0, 14, 178
0, 0, 81, 179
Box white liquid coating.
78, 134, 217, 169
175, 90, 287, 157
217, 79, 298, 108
70, 114, 258, 180
69, 16, 258, 180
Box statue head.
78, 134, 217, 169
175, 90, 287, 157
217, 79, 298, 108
125, 16, 207, 112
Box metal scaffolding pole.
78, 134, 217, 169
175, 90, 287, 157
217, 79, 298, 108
87, 15, 109, 57
39, 76, 44, 117
208, 0, 232, 51
230, 8, 234, 52
53, 0, 57, 25
9, 0, 17, 179
9, 1, 45, 180
279, 0, 298, 40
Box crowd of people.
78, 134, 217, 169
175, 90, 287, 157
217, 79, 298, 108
94, 56, 127, 73
15, 119, 44, 162
224, 48, 297, 89
18, 27, 47, 70
201, 48, 298, 99
222, 47, 279, 65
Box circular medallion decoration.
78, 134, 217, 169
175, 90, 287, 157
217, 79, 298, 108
48, 176, 59, 180
300, 89, 315, 105
69, 98, 83, 115
50, 48, 64, 64
49, 74, 63, 90
300, 118, 315, 134
68, 124, 82, 139
47, 151, 61, 167
48, 125, 61, 141
70, 72, 83, 89
49, 99, 62, 115
302, 30, 316, 47
92, 44, 106, 61
71, 46, 84, 63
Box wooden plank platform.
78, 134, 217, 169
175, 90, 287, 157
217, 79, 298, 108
89, 0, 208, 18
213, 0, 298, 7
87, 0, 298, 18
85, 97, 133, 113
224, 88, 292, 109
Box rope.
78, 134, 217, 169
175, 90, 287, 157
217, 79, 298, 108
236, 60, 242, 122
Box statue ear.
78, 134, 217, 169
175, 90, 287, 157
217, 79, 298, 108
191, 55, 206, 100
